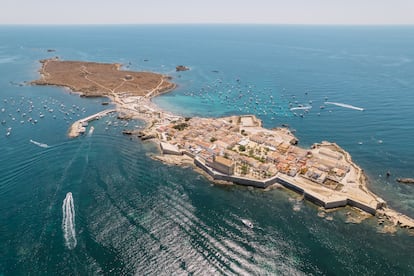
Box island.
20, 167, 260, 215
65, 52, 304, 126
32, 58, 414, 232
176, 65, 190, 72
397, 178, 414, 184
31, 58, 175, 137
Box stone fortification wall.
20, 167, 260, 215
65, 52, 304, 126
194, 158, 278, 188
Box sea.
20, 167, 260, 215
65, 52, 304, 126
0, 25, 413, 275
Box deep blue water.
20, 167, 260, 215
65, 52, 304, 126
0, 25, 413, 275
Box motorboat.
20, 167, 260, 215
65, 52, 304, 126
241, 219, 253, 229
30, 139, 49, 148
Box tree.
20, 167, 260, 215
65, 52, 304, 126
241, 164, 249, 175
172, 122, 188, 131
239, 145, 246, 152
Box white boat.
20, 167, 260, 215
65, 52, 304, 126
290, 105, 312, 111
30, 139, 49, 148
241, 219, 254, 229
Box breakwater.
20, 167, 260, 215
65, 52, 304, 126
68, 109, 116, 138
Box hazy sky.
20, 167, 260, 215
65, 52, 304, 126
2, 0, 414, 25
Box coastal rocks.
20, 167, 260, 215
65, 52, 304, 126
396, 178, 414, 184
345, 208, 372, 224
152, 154, 194, 167
377, 208, 414, 229
136, 130, 157, 140
176, 65, 190, 72
117, 113, 134, 120
317, 211, 326, 218
377, 225, 398, 234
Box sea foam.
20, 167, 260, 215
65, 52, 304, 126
62, 192, 77, 250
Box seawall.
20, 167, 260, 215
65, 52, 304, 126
194, 157, 279, 188
68, 109, 116, 138
194, 157, 379, 214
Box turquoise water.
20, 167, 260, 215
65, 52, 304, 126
0, 25, 413, 275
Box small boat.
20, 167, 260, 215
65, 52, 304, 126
30, 139, 49, 148
290, 105, 312, 111
241, 219, 254, 229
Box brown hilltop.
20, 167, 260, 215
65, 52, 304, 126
32, 58, 176, 97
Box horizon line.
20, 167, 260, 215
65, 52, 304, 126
1, 22, 414, 27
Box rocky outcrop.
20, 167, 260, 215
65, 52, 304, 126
176, 65, 190, 72
137, 130, 157, 140
396, 178, 414, 184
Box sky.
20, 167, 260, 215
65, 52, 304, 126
2, 0, 414, 25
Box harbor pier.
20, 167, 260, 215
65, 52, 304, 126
68, 109, 116, 138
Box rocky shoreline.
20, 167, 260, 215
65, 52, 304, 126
396, 178, 414, 184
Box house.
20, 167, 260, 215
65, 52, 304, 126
211, 156, 235, 175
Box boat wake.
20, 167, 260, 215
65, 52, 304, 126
324, 101, 364, 111
29, 139, 50, 148
87, 126, 94, 137
62, 192, 77, 250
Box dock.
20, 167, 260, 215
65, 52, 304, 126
68, 109, 116, 138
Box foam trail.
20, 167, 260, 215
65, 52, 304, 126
87, 126, 94, 137
62, 192, 77, 249
324, 101, 364, 111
